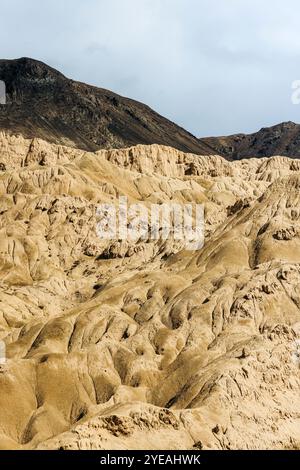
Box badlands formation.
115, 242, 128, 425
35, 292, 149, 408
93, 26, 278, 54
0, 132, 300, 450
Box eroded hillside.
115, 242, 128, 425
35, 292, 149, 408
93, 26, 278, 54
0, 132, 300, 450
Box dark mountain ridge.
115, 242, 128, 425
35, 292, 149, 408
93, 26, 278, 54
200, 121, 300, 159
1, 58, 300, 160
0, 57, 214, 154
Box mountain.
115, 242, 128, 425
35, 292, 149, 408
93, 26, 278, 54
200, 121, 300, 159
2, 58, 299, 161
0, 57, 214, 155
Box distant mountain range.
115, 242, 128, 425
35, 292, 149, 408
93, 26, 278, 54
1, 58, 300, 159
200, 121, 300, 160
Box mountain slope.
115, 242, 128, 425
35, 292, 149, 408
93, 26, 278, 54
200, 121, 300, 159
0, 133, 300, 450
0, 57, 214, 155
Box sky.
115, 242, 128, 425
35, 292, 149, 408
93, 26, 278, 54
1, 0, 300, 137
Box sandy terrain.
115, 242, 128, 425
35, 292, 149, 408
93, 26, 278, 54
0, 132, 300, 450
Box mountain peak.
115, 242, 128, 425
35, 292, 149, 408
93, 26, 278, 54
0, 57, 213, 154
262, 121, 298, 131
200, 121, 300, 159
0, 57, 65, 83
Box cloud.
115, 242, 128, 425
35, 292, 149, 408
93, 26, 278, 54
0, 0, 300, 136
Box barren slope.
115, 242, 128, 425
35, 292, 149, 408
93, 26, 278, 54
200, 121, 300, 160
0, 133, 300, 450
0, 58, 214, 155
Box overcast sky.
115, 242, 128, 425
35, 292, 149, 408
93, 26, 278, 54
1, 0, 300, 136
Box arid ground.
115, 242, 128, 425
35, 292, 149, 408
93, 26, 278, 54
0, 132, 300, 449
